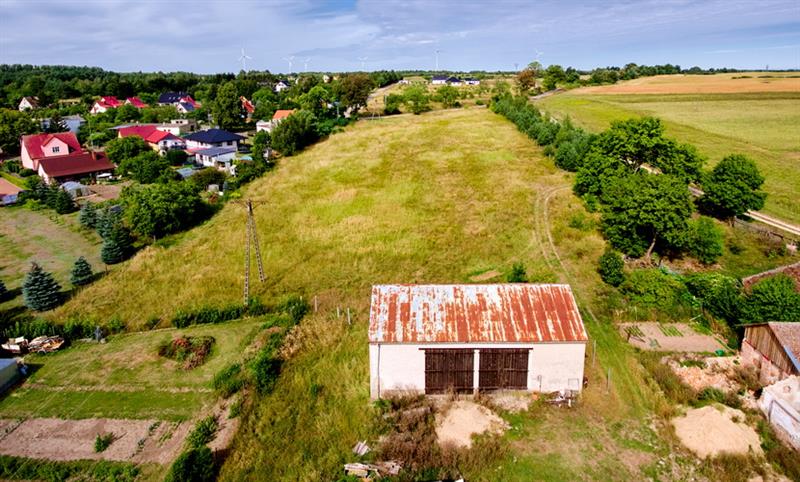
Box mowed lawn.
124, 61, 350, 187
538, 89, 800, 225
0, 208, 103, 311
0, 319, 261, 420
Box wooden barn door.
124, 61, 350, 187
478, 349, 529, 390
424, 349, 474, 394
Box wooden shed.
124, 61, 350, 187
368, 284, 588, 399
742, 322, 800, 385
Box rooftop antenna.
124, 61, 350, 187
358, 56, 368, 71
238, 48, 252, 71
283, 55, 295, 74
235, 199, 265, 306
435, 49, 442, 71
304, 58, 311, 73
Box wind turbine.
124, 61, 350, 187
358, 56, 368, 71
238, 48, 252, 71
435, 49, 442, 71
303, 58, 311, 73
283, 55, 295, 74
514, 62, 519, 72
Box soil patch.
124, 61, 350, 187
667, 356, 742, 393
469, 270, 501, 282
620, 323, 725, 352
573, 73, 800, 95
672, 405, 763, 459
0, 417, 188, 463
435, 400, 507, 448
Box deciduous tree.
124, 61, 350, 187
741, 274, 800, 323
334, 73, 374, 114
105, 136, 150, 165
700, 154, 766, 220
212, 81, 240, 130
687, 216, 724, 265
121, 182, 206, 239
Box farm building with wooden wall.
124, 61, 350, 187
742, 322, 800, 385
368, 284, 588, 399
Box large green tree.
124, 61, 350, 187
334, 73, 373, 114
101, 223, 134, 265
121, 182, 206, 239
117, 151, 175, 183
251, 130, 271, 163
402, 85, 430, 115
741, 275, 800, 323
435, 85, 460, 108
105, 136, 151, 165
212, 81, 241, 130
0, 108, 38, 155
22, 262, 62, 311
700, 154, 766, 219
687, 216, 724, 265
298, 85, 331, 118
601, 173, 694, 259
271, 110, 318, 156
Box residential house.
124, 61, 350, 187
89, 96, 123, 114
125, 97, 147, 109
256, 109, 295, 133
742, 322, 800, 385
194, 146, 236, 173
431, 75, 448, 85
18, 96, 39, 111
446, 76, 463, 86
464, 78, 481, 85
398, 78, 410, 84
176, 102, 196, 115
117, 125, 186, 154
37, 150, 114, 184
274, 80, 290, 93
184, 128, 244, 151
21, 132, 83, 170
158, 92, 199, 109
40, 115, 86, 134
369, 284, 588, 398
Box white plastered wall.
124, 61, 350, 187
369, 342, 586, 399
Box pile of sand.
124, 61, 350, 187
671, 405, 762, 459
435, 401, 507, 448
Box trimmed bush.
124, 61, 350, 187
597, 249, 625, 286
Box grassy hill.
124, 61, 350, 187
537, 80, 800, 224
50, 107, 675, 479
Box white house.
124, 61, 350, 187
194, 146, 236, 173
431, 75, 448, 85
184, 128, 244, 151
464, 78, 481, 85
274, 80, 290, 92
18, 96, 39, 111
369, 284, 588, 399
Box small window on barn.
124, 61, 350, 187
52, 146, 60, 153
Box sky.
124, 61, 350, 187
1, 0, 799, 73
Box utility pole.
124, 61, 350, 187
242, 199, 265, 306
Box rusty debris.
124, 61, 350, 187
2, 336, 65, 355
343, 461, 402, 479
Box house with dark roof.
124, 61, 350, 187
21, 132, 83, 170
159, 92, 198, 109
176, 102, 195, 115
38, 151, 114, 184
446, 76, 463, 85
18, 96, 39, 111
464, 77, 481, 85
743, 322, 800, 385
369, 284, 588, 398
431, 75, 448, 85
274, 80, 291, 93
184, 129, 244, 151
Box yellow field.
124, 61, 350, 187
575, 71, 800, 95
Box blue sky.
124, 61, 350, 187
1, 0, 798, 73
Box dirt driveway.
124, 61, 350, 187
620, 323, 726, 352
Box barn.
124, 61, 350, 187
742, 322, 800, 385
368, 284, 588, 399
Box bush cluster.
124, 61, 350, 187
0, 455, 138, 482
158, 336, 215, 369
17, 177, 76, 214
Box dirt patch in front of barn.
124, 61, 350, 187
0, 417, 188, 463
619, 323, 726, 352
671, 405, 762, 459
435, 400, 508, 448
469, 270, 501, 282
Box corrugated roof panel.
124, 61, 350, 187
369, 284, 588, 344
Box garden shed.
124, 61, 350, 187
0, 359, 19, 394
368, 284, 588, 399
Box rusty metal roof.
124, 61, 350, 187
369, 284, 588, 344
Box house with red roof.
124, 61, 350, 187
20, 132, 114, 184
89, 96, 123, 114
21, 132, 83, 170
125, 97, 148, 109
256, 109, 295, 133
117, 125, 186, 154
240, 96, 255, 121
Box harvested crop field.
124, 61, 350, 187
0, 417, 188, 463
575, 72, 800, 95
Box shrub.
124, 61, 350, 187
598, 249, 625, 286
620, 269, 689, 312
272, 294, 309, 324
506, 262, 527, 282
94, 433, 114, 453
166, 446, 215, 482
252, 348, 283, 395
213, 363, 245, 397
741, 274, 800, 323
688, 216, 724, 265
158, 336, 215, 369
684, 274, 742, 325
186, 416, 218, 448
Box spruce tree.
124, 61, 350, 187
101, 224, 133, 265
22, 263, 62, 312
0, 279, 7, 300
52, 189, 76, 214
79, 203, 97, 229
70, 257, 94, 286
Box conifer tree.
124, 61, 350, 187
0, 279, 7, 300
101, 224, 133, 265
22, 263, 62, 312
79, 203, 97, 228
52, 189, 76, 214
70, 256, 94, 286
